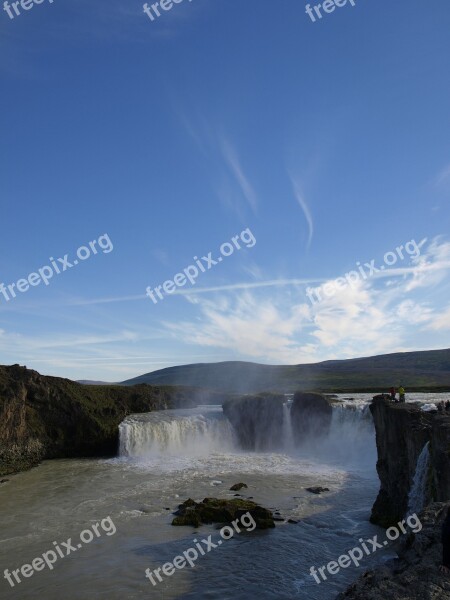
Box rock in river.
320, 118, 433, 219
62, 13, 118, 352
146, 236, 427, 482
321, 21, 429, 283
172, 498, 275, 529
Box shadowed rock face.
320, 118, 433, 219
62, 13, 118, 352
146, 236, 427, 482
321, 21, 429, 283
370, 397, 450, 528
222, 393, 285, 450
223, 391, 334, 450
0, 364, 228, 476
290, 392, 333, 444
338, 502, 450, 600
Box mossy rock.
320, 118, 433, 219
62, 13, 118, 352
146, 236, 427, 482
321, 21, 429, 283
172, 512, 202, 527
230, 482, 248, 491
172, 497, 275, 529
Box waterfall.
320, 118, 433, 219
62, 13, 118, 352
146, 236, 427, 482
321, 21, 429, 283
296, 403, 376, 467
118, 401, 376, 467
119, 406, 237, 458
281, 401, 295, 453
407, 442, 430, 515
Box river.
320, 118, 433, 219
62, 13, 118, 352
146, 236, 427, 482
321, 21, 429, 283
0, 394, 447, 600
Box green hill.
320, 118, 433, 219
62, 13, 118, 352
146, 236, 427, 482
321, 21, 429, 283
121, 349, 450, 394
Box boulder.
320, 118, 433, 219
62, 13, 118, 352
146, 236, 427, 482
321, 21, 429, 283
172, 497, 275, 529
230, 483, 248, 491
306, 486, 330, 495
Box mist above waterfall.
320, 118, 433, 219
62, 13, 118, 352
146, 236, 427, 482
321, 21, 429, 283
119, 398, 376, 473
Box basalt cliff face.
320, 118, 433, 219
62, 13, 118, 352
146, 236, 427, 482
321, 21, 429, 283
338, 502, 450, 600
339, 399, 450, 599
0, 364, 227, 476
370, 397, 450, 527
290, 391, 333, 443
222, 391, 333, 450
222, 393, 286, 450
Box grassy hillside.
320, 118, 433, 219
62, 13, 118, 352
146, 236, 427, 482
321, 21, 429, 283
121, 349, 450, 393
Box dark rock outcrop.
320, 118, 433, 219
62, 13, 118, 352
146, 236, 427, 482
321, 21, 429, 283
0, 364, 228, 476
370, 397, 450, 527
230, 483, 248, 491
291, 392, 333, 443
172, 497, 275, 529
338, 502, 450, 600
223, 391, 334, 450
306, 486, 330, 495
222, 393, 285, 450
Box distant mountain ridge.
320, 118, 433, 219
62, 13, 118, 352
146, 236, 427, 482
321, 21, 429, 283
121, 349, 450, 393
77, 380, 113, 385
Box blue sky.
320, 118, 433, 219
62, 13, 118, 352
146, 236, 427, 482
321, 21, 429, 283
1, 0, 449, 381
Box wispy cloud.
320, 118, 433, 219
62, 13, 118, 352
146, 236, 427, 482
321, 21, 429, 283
65, 279, 325, 306
435, 162, 450, 187
289, 172, 314, 249
220, 138, 258, 215
160, 237, 450, 363
427, 306, 450, 331
164, 292, 317, 364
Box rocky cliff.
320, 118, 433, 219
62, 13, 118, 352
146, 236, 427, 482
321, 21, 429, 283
338, 502, 450, 600
291, 391, 333, 443
222, 391, 333, 450
222, 393, 286, 450
341, 398, 450, 599
370, 397, 450, 527
0, 364, 227, 476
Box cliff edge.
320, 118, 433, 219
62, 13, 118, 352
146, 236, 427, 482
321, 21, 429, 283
370, 397, 450, 527
0, 364, 226, 476
338, 502, 450, 600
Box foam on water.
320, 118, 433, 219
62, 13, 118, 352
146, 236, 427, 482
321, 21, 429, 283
118, 401, 377, 479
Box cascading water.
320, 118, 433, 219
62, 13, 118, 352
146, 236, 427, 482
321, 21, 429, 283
407, 441, 430, 515
118, 400, 375, 470
293, 403, 376, 468
281, 400, 295, 453
119, 406, 237, 458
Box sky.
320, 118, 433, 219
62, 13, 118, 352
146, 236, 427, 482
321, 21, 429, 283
0, 0, 449, 381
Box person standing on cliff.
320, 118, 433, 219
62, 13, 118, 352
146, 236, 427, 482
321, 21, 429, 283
398, 385, 406, 403
389, 387, 397, 401
439, 506, 450, 574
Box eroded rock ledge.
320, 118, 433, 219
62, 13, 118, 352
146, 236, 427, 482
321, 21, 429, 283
370, 397, 450, 527
338, 502, 450, 600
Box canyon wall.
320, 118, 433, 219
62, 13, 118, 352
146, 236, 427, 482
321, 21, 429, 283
222, 391, 333, 450
0, 364, 227, 476
370, 397, 450, 527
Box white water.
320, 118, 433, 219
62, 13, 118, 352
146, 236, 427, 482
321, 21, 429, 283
281, 401, 295, 453
119, 406, 237, 458
407, 441, 430, 515
6, 395, 447, 599
118, 401, 375, 472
